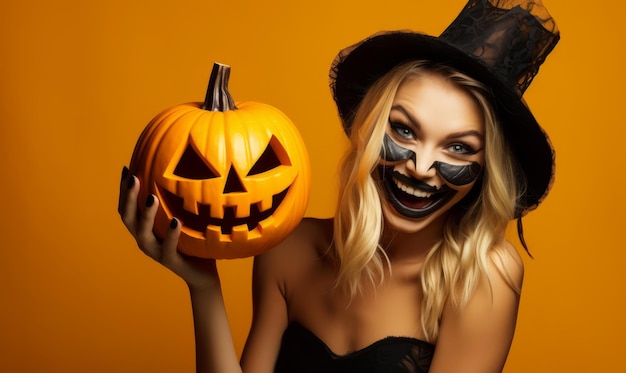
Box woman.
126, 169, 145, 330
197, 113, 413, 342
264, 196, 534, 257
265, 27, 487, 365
119, 0, 559, 372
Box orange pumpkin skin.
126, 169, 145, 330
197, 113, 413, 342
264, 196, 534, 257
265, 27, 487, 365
129, 65, 310, 259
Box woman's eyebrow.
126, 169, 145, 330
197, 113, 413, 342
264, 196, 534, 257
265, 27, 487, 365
390, 105, 421, 130
445, 130, 484, 140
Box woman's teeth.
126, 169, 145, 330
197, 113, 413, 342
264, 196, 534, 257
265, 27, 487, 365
393, 177, 433, 198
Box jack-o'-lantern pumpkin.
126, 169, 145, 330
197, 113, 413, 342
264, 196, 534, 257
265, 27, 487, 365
129, 63, 310, 259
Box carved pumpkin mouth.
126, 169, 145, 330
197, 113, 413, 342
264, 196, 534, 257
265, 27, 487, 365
157, 186, 289, 236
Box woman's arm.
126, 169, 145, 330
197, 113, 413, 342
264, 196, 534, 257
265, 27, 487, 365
188, 242, 292, 373
429, 241, 524, 373
239, 253, 289, 372
119, 168, 242, 373
189, 283, 242, 373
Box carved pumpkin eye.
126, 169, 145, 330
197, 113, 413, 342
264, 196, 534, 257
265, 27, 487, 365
173, 143, 218, 180
248, 135, 289, 176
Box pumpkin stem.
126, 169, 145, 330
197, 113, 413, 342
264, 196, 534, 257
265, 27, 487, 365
202, 62, 237, 111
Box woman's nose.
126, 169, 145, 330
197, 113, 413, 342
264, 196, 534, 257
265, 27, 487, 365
409, 147, 438, 179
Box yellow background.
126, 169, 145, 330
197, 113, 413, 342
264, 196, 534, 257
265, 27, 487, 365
1, 0, 623, 371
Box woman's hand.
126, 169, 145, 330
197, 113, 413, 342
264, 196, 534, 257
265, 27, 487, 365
118, 166, 219, 290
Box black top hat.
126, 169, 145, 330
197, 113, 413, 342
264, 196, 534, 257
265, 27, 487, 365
330, 0, 560, 216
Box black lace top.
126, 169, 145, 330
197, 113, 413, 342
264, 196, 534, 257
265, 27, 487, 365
274, 322, 435, 372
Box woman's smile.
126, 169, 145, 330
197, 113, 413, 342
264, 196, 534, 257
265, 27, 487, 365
380, 167, 456, 218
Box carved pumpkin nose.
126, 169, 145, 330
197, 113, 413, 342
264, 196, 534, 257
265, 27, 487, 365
224, 166, 246, 193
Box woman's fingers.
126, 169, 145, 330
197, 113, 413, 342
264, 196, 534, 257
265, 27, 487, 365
117, 166, 130, 215
120, 173, 140, 235
161, 218, 182, 266
117, 167, 209, 280
136, 193, 164, 260
117, 170, 218, 287
118, 168, 161, 259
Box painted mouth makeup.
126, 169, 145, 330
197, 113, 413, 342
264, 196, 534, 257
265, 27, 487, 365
379, 166, 456, 219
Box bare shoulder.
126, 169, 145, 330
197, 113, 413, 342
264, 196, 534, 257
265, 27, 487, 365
257, 217, 333, 261
487, 238, 524, 290
430, 239, 525, 373
254, 217, 334, 290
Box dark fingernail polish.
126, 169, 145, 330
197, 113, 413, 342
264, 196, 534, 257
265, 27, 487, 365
121, 166, 129, 180
145, 194, 155, 207
170, 218, 178, 229
127, 175, 135, 189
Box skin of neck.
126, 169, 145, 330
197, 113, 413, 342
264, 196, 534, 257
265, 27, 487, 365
379, 211, 447, 264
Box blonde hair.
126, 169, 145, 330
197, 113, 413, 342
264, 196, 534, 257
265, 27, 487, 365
332, 60, 520, 342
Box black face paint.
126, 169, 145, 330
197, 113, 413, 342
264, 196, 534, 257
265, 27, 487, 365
381, 134, 482, 185
381, 134, 416, 164
378, 134, 483, 218
431, 161, 482, 186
